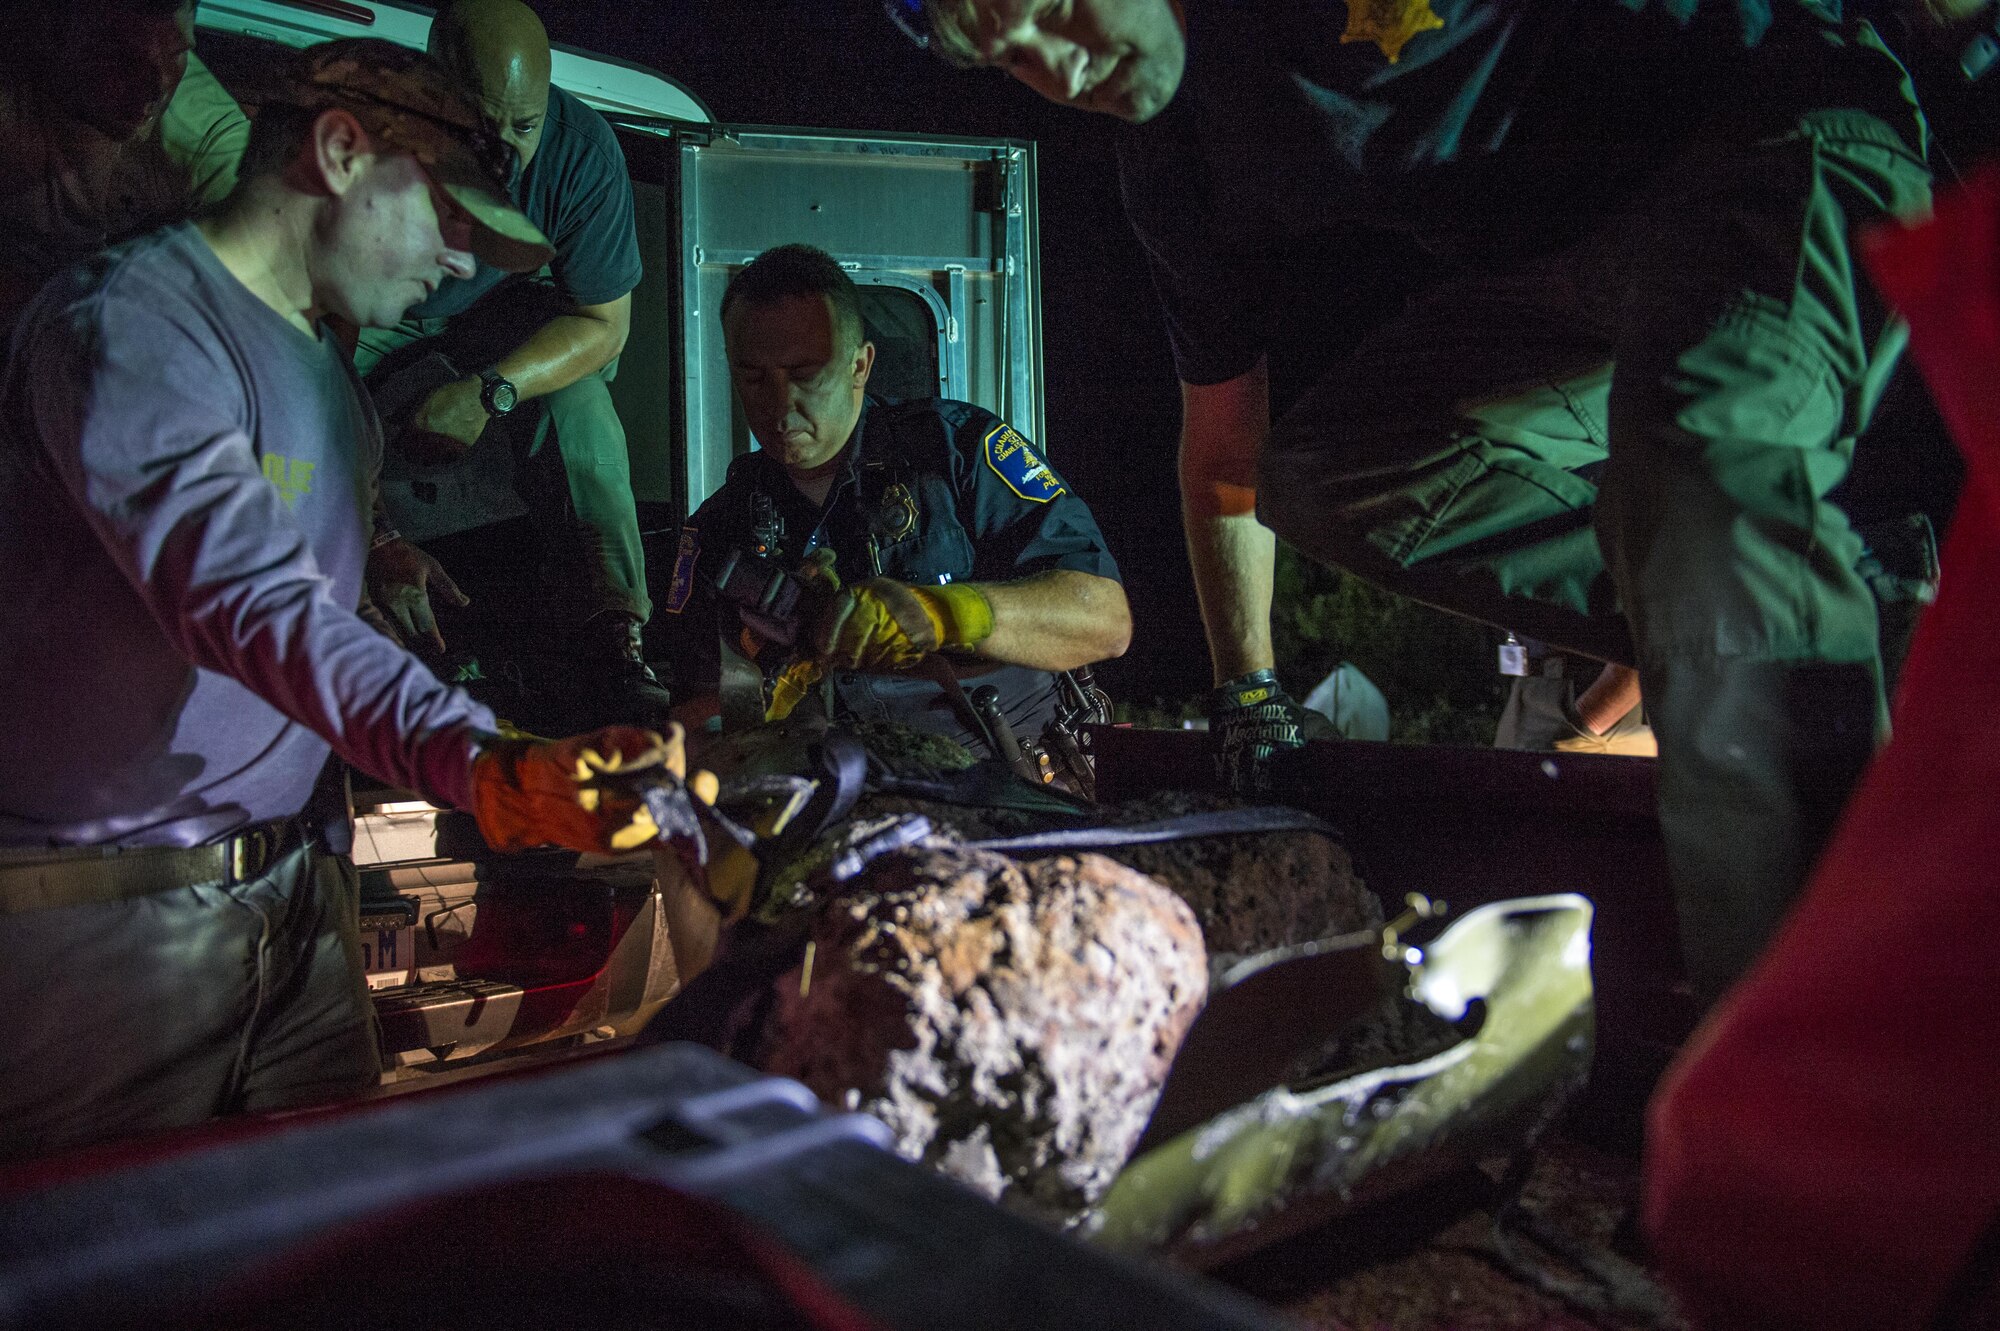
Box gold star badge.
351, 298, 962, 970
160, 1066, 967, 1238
1341, 0, 1444, 63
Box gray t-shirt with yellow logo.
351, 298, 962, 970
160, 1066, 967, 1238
0, 223, 494, 847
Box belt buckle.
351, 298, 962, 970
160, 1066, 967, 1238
229, 824, 279, 885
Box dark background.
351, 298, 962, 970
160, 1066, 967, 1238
530, 0, 1209, 708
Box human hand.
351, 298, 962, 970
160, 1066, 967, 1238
1208, 669, 1331, 798
733, 548, 840, 659
811, 578, 993, 672
400, 376, 490, 463
366, 537, 470, 653
356, 591, 400, 644
469, 724, 686, 855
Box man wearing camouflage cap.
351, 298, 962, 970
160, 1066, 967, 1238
354, 0, 668, 731
0, 38, 703, 1160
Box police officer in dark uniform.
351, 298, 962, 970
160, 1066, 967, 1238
660, 244, 1130, 757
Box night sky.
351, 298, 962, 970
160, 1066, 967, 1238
528, 0, 1207, 706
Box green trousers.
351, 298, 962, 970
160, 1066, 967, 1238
356, 280, 651, 624
1260, 39, 1932, 1002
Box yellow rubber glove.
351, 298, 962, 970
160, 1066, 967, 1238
469, 724, 683, 854
812, 579, 994, 671
764, 658, 824, 722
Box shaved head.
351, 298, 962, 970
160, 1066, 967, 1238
429, 0, 553, 169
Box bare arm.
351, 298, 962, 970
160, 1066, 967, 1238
1179, 359, 1275, 686
493, 292, 631, 402
1574, 662, 1643, 735
411, 294, 633, 449
967, 569, 1131, 673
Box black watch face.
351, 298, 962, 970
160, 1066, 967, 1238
486, 377, 517, 415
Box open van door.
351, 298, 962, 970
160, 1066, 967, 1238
658, 126, 1044, 513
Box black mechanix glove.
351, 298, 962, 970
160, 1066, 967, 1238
1208, 669, 1332, 798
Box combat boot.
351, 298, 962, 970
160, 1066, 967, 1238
571, 610, 675, 731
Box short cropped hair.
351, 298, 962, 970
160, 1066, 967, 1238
234, 102, 319, 185
720, 244, 866, 353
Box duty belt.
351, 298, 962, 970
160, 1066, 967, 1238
0, 819, 304, 915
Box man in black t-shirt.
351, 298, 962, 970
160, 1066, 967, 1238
892, 0, 1938, 1002
356, 0, 665, 728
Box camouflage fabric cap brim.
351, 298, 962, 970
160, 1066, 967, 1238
379, 120, 554, 274
439, 180, 554, 275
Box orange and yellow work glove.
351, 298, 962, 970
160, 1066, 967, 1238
469, 724, 684, 854
811, 578, 994, 672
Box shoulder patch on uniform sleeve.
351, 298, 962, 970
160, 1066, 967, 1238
664, 527, 700, 613
983, 422, 1065, 503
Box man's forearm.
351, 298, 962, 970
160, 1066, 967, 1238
493, 311, 625, 401
400, 306, 627, 455
1185, 510, 1276, 685
1179, 362, 1276, 687
969, 570, 1131, 672
1574, 662, 1643, 735
155, 529, 492, 807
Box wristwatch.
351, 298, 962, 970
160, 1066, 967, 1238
476, 368, 518, 418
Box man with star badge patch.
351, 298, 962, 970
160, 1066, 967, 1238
889, 0, 1941, 1004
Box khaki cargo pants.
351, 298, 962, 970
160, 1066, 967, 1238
1260, 43, 1932, 1002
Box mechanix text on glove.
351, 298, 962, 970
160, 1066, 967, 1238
1208, 668, 1322, 798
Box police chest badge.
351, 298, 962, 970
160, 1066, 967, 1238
872, 481, 919, 544
1341, 0, 1443, 62
664, 527, 700, 614
983, 422, 1065, 503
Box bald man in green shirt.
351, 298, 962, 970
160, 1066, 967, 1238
355, 0, 668, 731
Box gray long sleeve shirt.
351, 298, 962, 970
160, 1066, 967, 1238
0, 224, 495, 848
